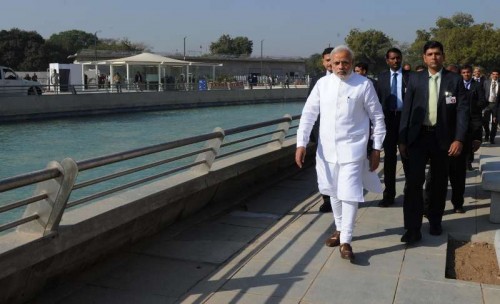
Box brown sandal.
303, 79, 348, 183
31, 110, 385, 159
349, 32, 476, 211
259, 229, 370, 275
325, 231, 341, 247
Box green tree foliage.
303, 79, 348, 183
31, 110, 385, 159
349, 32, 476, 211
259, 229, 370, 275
405, 30, 431, 67
345, 29, 393, 74
305, 53, 323, 76
98, 38, 149, 52
409, 12, 500, 70
209, 34, 253, 56
48, 30, 95, 56
0, 28, 47, 70
0, 28, 150, 70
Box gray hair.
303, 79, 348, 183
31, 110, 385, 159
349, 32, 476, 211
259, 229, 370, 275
331, 45, 355, 61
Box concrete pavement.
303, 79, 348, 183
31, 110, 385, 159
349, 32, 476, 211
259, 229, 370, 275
32, 145, 500, 304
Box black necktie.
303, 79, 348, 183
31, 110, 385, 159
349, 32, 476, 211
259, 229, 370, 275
390, 73, 398, 110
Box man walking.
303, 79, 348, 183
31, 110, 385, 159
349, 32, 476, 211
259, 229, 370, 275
448, 65, 485, 212
296, 45, 386, 261
399, 41, 469, 244
308, 47, 334, 213
375, 48, 410, 207
482, 69, 499, 144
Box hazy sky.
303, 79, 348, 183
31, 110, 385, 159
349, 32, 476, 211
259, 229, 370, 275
2, 0, 497, 57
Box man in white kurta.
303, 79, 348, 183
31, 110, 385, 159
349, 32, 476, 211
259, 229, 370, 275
295, 45, 385, 261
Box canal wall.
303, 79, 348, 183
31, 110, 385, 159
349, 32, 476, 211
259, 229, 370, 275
0, 89, 308, 122
0, 137, 316, 304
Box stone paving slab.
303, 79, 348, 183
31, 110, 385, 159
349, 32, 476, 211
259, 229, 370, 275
30, 146, 499, 303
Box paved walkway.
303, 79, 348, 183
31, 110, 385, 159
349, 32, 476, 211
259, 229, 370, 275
33, 145, 500, 304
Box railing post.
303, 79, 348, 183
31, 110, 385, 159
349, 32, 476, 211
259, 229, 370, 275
191, 128, 225, 173
267, 114, 292, 149
17, 158, 78, 236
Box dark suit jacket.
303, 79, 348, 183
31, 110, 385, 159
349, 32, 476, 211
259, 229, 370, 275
468, 80, 486, 141
399, 69, 469, 150
376, 69, 411, 112
308, 74, 325, 96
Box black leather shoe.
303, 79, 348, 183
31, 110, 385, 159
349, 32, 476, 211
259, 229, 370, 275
467, 163, 474, 171
491, 140, 496, 144
378, 199, 394, 207
429, 224, 443, 236
319, 201, 332, 213
401, 230, 422, 244
454, 206, 465, 213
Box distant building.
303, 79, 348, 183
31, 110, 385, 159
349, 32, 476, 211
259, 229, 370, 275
71, 49, 306, 80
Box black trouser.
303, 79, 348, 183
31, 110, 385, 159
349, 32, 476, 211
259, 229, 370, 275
449, 133, 471, 208
383, 111, 408, 201
483, 102, 498, 141
424, 133, 472, 211
405, 128, 449, 231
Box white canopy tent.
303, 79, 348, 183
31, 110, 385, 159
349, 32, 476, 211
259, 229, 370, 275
80, 52, 222, 91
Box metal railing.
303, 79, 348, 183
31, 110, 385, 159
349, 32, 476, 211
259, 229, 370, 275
0, 114, 301, 236
0, 81, 307, 97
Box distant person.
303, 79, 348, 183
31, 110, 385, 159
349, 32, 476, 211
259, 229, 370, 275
31, 73, 38, 82
446, 64, 459, 73
284, 73, 290, 88
267, 75, 273, 89
482, 68, 499, 144
308, 47, 334, 213
473, 66, 486, 83
248, 74, 253, 89
134, 71, 143, 91
113, 72, 122, 93
403, 63, 412, 71
51, 69, 60, 93
354, 62, 377, 86
24, 73, 31, 80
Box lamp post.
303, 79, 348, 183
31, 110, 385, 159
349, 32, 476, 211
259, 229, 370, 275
260, 39, 264, 77
94, 30, 101, 61
183, 36, 187, 60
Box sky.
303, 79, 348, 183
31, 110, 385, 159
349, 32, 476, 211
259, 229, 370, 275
2, 0, 498, 58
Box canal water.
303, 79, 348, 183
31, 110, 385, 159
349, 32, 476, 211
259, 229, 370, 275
0, 101, 305, 223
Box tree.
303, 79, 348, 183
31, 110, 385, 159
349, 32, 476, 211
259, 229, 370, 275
209, 34, 253, 56
409, 12, 500, 69
98, 38, 149, 52
0, 28, 47, 70
305, 53, 323, 76
405, 30, 431, 67
345, 29, 393, 74
47, 30, 95, 58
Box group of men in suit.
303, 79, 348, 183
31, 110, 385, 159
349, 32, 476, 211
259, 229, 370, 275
300, 40, 496, 258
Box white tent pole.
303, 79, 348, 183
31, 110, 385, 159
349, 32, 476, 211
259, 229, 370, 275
186, 65, 189, 91
94, 63, 98, 89
126, 64, 130, 91
158, 64, 161, 92
110, 65, 114, 93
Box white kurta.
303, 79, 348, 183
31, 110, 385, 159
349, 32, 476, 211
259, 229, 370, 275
297, 72, 386, 202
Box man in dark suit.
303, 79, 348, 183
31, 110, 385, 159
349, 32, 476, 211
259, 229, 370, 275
449, 65, 485, 212
473, 66, 486, 83
482, 69, 499, 144
375, 48, 410, 207
308, 47, 333, 213
399, 41, 469, 244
